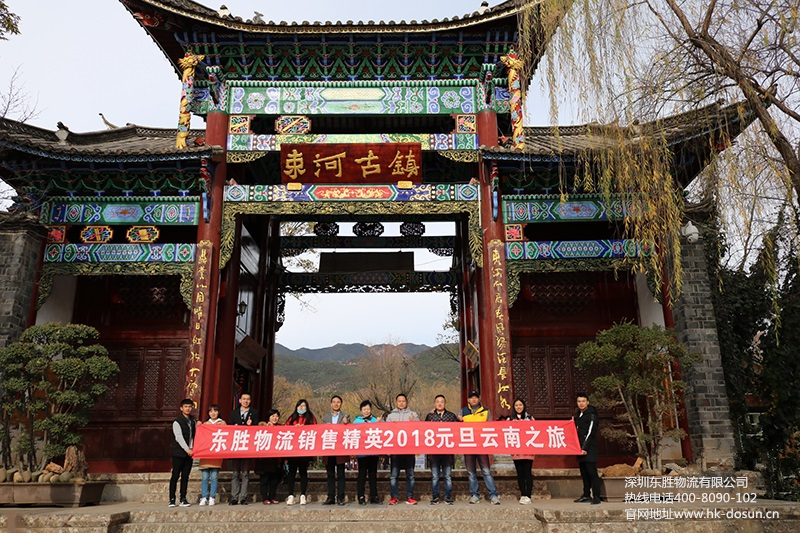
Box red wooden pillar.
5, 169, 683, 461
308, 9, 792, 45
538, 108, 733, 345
193, 110, 228, 412
210, 217, 241, 413
456, 218, 471, 407
475, 109, 513, 417
258, 217, 281, 412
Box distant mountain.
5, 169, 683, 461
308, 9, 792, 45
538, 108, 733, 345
274, 342, 431, 362
274, 343, 456, 393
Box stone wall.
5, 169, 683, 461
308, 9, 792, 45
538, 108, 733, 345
672, 233, 737, 468
0, 216, 45, 348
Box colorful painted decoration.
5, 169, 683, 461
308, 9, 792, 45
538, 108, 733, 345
126, 226, 160, 243
80, 226, 113, 244
280, 143, 422, 184
505, 224, 524, 241
224, 183, 478, 203
47, 226, 67, 244
230, 83, 477, 116
275, 115, 311, 134
505, 239, 649, 261
227, 132, 478, 152
455, 114, 477, 134
43, 200, 200, 226
503, 197, 627, 223
44, 243, 196, 263
228, 115, 252, 134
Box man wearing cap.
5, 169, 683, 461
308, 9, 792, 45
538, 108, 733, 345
459, 391, 500, 505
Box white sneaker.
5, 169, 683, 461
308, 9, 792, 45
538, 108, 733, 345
520, 496, 531, 505
208, 497, 216, 506
468, 494, 480, 504
300, 495, 307, 505
199, 497, 207, 506
286, 495, 295, 506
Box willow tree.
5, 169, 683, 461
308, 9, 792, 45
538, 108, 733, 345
515, 0, 799, 288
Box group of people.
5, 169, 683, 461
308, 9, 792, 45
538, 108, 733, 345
168, 390, 601, 507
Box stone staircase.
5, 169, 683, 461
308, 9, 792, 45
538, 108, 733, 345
6, 500, 799, 533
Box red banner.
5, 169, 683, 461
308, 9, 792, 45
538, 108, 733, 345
193, 420, 581, 459
280, 143, 422, 184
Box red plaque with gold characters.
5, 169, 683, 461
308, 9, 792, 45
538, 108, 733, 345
281, 143, 422, 184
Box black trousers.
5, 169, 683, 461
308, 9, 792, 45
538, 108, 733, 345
169, 455, 193, 502
259, 471, 280, 501
356, 456, 378, 500
513, 459, 533, 498
579, 461, 601, 501
287, 458, 310, 496
326, 460, 346, 501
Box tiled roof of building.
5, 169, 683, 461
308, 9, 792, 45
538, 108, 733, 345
483, 101, 755, 157
122, 0, 531, 33
0, 118, 221, 162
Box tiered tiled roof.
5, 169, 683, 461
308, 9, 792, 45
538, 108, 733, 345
0, 118, 221, 162
123, 0, 530, 33
482, 101, 755, 157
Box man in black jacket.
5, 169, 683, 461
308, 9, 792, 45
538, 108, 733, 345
573, 392, 601, 504
229, 393, 260, 504
169, 398, 196, 507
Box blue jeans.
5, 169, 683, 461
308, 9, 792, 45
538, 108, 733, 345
429, 455, 453, 500
201, 468, 219, 499
389, 455, 415, 499
465, 454, 497, 498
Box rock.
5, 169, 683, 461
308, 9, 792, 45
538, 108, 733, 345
640, 468, 661, 476
21, 469, 32, 482
41, 472, 52, 483
44, 462, 64, 474
0, 467, 6, 482
664, 463, 687, 475
59, 472, 73, 482
70, 477, 85, 483
6, 468, 18, 482
49, 475, 60, 484
13, 471, 24, 483
602, 463, 641, 477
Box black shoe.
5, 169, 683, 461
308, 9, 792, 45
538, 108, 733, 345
370, 497, 381, 504
322, 498, 336, 505
445, 498, 454, 505
168, 500, 176, 508
240, 499, 249, 505
591, 499, 601, 505
358, 496, 366, 505
430, 497, 440, 505
337, 500, 346, 506
229, 499, 238, 505
574, 496, 592, 503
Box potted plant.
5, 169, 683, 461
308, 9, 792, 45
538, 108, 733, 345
0, 323, 119, 506
575, 322, 699, 499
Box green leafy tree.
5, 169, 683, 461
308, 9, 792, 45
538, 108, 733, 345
0, 323, 119, 469
758, 250, 800, 499
0, 1, 19, 40
575, 322, 699, 471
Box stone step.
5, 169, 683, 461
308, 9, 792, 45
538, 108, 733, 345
119, 506, 543, 533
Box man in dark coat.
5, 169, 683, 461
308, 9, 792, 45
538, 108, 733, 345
228, 393, 260, 505
573, 392, 601, 504
169, 398, 196, 507
322, 395, 350, 505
